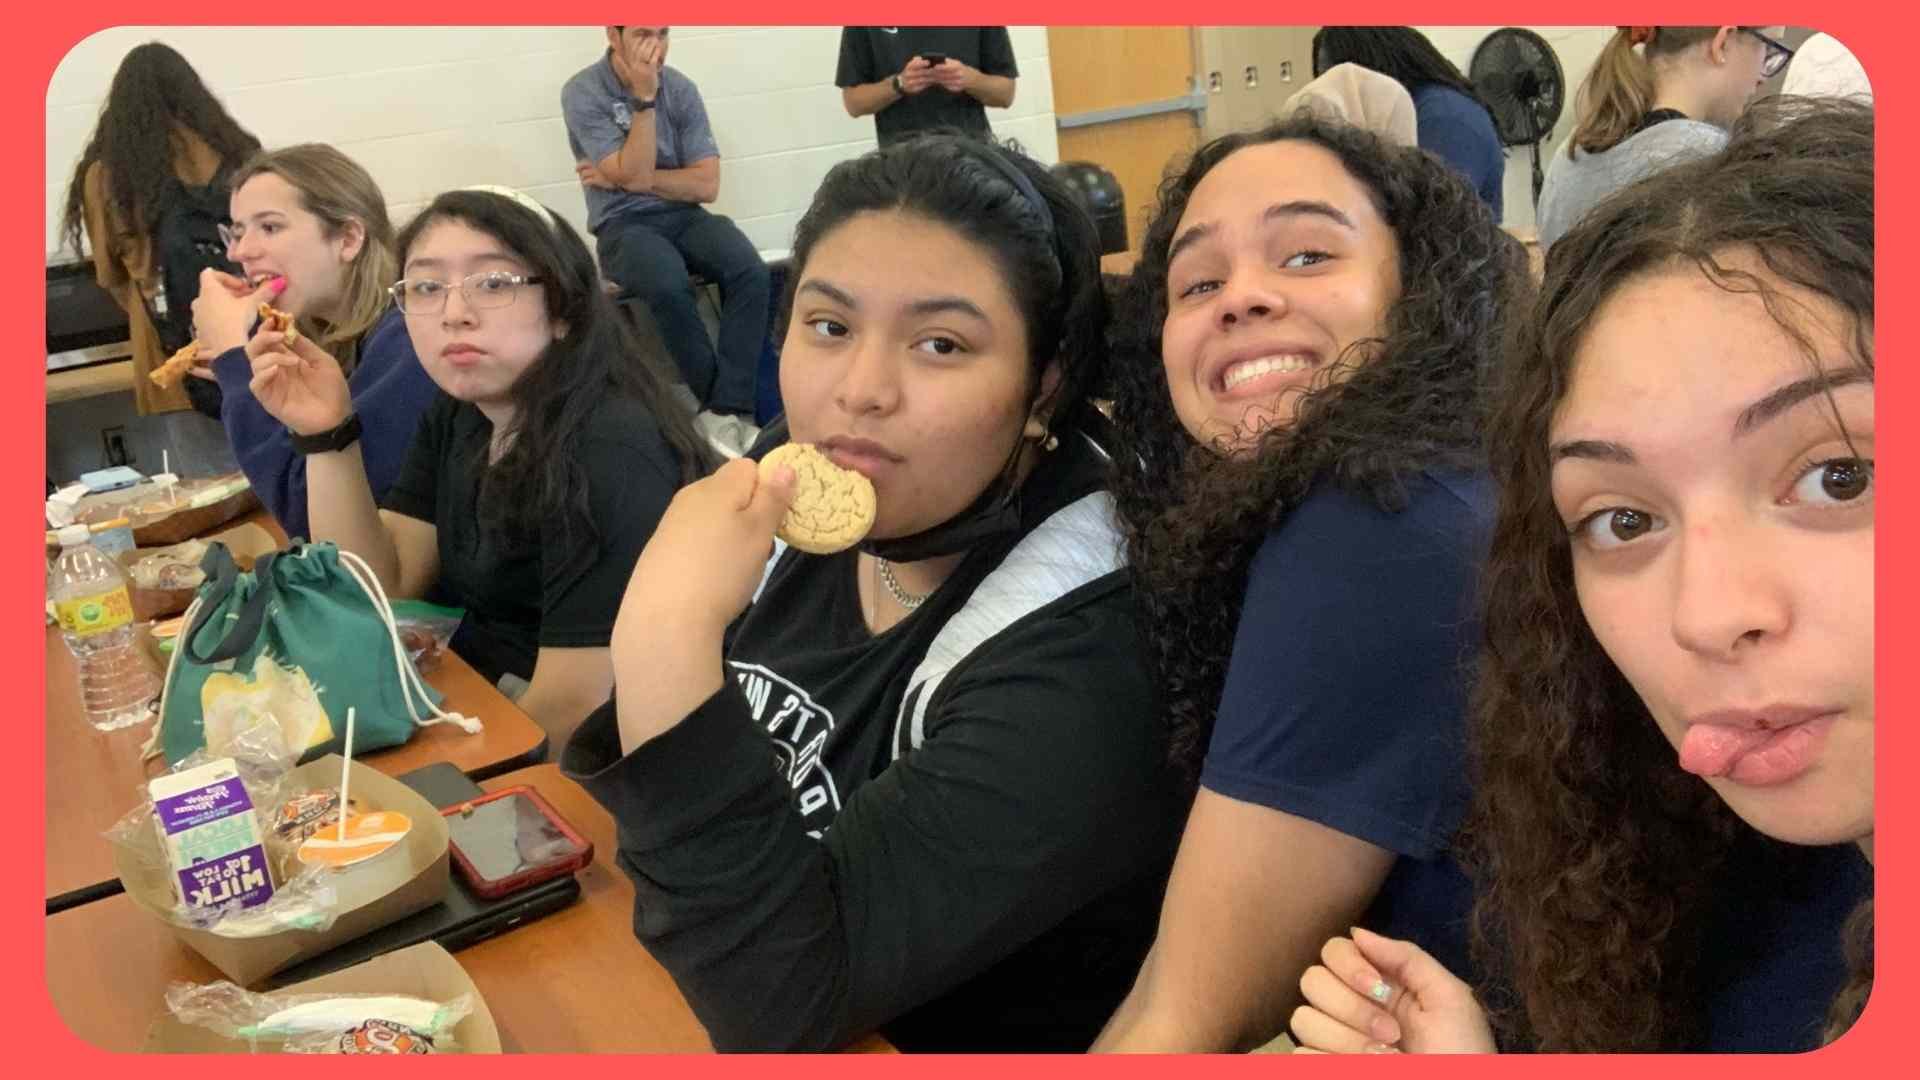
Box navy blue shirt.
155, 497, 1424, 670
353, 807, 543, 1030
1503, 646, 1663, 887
1201, 469, 1493, 981
1700, 837, 1871, 1050
211, 305, 438, 543
1411, 84, 1505, 221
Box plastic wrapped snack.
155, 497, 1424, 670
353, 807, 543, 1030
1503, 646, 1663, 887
129, 540, 209, 591
164, 981, 473, 1053
390, 600, 462, 674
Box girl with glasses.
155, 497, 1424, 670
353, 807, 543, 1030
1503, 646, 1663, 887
1535, 26, 1787, 254
242, 186, 713, 744
189, 143, 439, 542
1292, 97, 1873, 1055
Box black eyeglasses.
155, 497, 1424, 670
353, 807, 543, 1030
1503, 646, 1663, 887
1742, 28, 1795, 80
389, 271, 544, 315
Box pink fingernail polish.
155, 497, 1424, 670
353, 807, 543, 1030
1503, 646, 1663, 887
270, 276, 288, 293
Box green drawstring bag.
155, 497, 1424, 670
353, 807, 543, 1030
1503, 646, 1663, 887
151, 541, 481, 766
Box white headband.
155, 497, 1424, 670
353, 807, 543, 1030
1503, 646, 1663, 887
460, 183, 562, 230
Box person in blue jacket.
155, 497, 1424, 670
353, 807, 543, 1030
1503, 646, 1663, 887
188, 143, 438, 540
1313, 27, 1506, 220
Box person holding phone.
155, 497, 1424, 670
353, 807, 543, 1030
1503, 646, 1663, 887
837, 27, 1019, 147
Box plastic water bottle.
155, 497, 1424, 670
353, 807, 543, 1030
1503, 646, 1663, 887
50, 524, 160, 731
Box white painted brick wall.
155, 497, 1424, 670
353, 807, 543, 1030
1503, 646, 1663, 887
46, 25, 1057, 263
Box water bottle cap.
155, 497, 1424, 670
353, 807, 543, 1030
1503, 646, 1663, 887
56, 525, 92, 547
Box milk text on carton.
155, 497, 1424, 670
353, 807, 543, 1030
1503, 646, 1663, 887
149, 758, 276, 911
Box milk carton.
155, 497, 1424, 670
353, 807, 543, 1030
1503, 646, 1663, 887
148, 758, 276, 912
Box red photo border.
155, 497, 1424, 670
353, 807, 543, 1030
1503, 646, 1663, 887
11, 4, 1899, 1072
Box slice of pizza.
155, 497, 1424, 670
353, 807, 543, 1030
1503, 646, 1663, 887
257, 302, 301, 347
148, 341, 202, 390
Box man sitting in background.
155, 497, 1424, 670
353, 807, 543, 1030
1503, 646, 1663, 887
564, 25, 767, 456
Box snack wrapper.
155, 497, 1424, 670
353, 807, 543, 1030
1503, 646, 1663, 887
164, 981, 472, 1054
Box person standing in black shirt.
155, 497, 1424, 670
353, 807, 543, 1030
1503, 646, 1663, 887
837, 27, 1018, 147
239, 185, 711, 747
563, 135, 1184, 1050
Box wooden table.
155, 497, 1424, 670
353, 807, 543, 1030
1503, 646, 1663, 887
44, 628, 547, 904
43, 764, 892, 1053
46, 359, 134, 405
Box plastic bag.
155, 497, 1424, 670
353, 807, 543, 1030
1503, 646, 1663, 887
390, 600, 462, 674
164, 980, 472, 1053
129, 540, 209, 590
106, 714, 341, 937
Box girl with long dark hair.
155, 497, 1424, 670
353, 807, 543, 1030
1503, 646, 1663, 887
1093, 113, 1530, 1050
239, 186, 711, 744
561, 134, 1185, 1051
62, 41, 260, 416
1291, 97, 1873, 1054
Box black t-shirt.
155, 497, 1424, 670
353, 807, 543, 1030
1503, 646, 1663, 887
565, 435, 1184, 1050
381, 391, 684, 683
836, 27, 1019, 146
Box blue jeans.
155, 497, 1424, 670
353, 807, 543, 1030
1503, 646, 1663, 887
596, 205, 769, 416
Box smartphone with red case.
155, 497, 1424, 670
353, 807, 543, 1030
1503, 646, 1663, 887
441, 785, 593, 899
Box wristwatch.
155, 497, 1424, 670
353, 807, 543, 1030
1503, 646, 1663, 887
632, 96, 657, 112
289, 413, 363, 455
890, 74, 904, 95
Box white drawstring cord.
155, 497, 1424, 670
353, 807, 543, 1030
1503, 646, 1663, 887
336, 549, 482, 735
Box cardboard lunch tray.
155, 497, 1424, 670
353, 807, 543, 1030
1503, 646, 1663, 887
114, 755, 451, 988
121, 522, 281, 622
141, 941, 501, 1053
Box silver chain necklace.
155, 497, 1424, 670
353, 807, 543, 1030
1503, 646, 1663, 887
876, 558, 929, 611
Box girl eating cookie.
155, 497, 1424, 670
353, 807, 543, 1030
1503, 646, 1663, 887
562, 134, 1185, 1051
241, 186, 710, 744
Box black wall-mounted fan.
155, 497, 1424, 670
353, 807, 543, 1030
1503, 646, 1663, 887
1470, 27, 1566, 208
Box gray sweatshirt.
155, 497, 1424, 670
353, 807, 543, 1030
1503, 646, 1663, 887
1536, 119, 1727, 252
